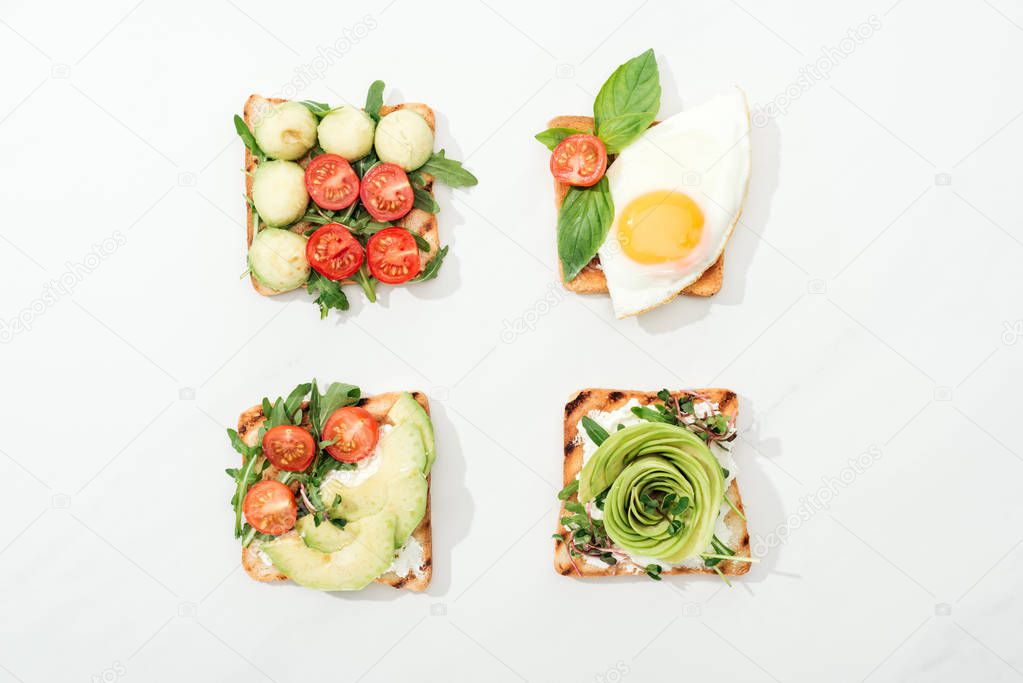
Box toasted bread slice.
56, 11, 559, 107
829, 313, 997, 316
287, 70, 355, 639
555, 388, 750, 578
547, 115, 725, 298
242, 96, 440, 296
237, 391, 433, 591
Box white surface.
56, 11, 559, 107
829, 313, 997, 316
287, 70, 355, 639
0, 1, 1021, 681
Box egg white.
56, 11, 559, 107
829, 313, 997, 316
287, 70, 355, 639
598, 87, 752, 318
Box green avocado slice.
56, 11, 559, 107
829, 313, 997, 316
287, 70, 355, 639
262, 514, 395, 591
296, 514, 354, 553
321, 421, 429, 548
386, 392, 435, 473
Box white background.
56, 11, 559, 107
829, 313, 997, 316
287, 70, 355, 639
1, 0, 1021, 681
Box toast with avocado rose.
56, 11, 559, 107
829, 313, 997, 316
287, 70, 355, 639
226, 382, 435, 592
235, 80, 477, 319
555, 388, 752, 581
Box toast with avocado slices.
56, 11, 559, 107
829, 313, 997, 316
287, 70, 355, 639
555, 388, 751, 581
235, 82, 477, 319
546, 115, 725, 298
227, 383, 435, 592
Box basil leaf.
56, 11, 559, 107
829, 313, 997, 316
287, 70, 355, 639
535, 127, 583, 151
233, 115, 265, 161
298, 101, 331, 118
580, 416, 609, 446
306, 271, 349, 319
411, 245, 448, 282
418, 150, 478, 187
557, 176, 613, 281
593, 48, 661, 154
413, 187, 439, 213
365, 80, 385, 122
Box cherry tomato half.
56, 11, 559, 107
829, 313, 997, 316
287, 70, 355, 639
306, 223, 364, 281
243, 480, 298, 535
261, 424, 316, 472
305, 154, 360, 210
550, 134, 607, 187
323, 407, 380, 462
360, 163, 414, 221
366, 227, 421, 284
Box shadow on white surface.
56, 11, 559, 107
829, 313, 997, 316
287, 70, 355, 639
637, 115, 782, 335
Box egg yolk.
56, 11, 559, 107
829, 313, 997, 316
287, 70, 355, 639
617, 191, 704, 264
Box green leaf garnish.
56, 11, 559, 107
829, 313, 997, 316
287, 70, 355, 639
580, 416, 609, 446
557, 176, 613, 281
365, 80, 385, 122
534, 127, 583, 151
418, 150, 478, 187
557, 480, 579, 500
306, 271, 350, 319
593, 48, 661, 154
411, 245, 448, 283
233, 115, 265, 162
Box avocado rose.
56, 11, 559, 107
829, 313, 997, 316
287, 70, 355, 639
579, 422, 725, 564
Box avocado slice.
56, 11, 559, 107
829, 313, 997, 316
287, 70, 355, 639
387, 392, 435, 473
296, 514, 354, 553
262, 514, 395, 591
321, 422, 429, 547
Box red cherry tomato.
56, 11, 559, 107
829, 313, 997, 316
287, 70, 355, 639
366, 227, 421, 284
306, 223, 364, 280
243, 480, 298, 536
305, 154, 360, 210
322, 407, 380, 462
360, 163, 414, 221
550, 134, 607, 187
261, 425, 316, 472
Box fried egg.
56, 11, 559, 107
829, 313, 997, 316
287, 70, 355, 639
598, 87, 751, 318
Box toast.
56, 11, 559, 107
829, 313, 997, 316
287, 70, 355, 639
237, 391, 433, 591
242, 96, 440, 296
547, 115, 725, 298
555, 388, 750, 578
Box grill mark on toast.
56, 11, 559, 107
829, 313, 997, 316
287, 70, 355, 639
565, 390, 590, 416
608, 391, 624, 402
564, 441, 576, 458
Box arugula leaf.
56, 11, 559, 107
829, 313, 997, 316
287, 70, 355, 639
365, 80, 385, 122
226, 430, 264, 537
644, 564, 663, 581
233, 115, 265, 161
227, 428, 259, 459
413, 187, 439, 213
298, 101, 331, 118
353, 265, 377, 303
580, 416, 609, 446
631, 405, 674, 424
409, 231, 431, 252
411, 245, 448, 282
354, 151, 380, 179
314, 382, 361, 435
557, 480, 579, 500
418, 150, 478, 187
284, 383, 311, 421
557, 176, 614, 281
564, 501, 586, 515
593, 48, 661, 154
534, 127, 583, 150
306, 271, 350, 319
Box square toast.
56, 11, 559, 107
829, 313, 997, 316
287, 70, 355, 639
237, 391, 433, 591
242, 96, 441, 296
547, 115, 725, 298
555, 388, 750, 578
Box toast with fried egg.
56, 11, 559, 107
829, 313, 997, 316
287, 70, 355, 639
548, 115, 726, 299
